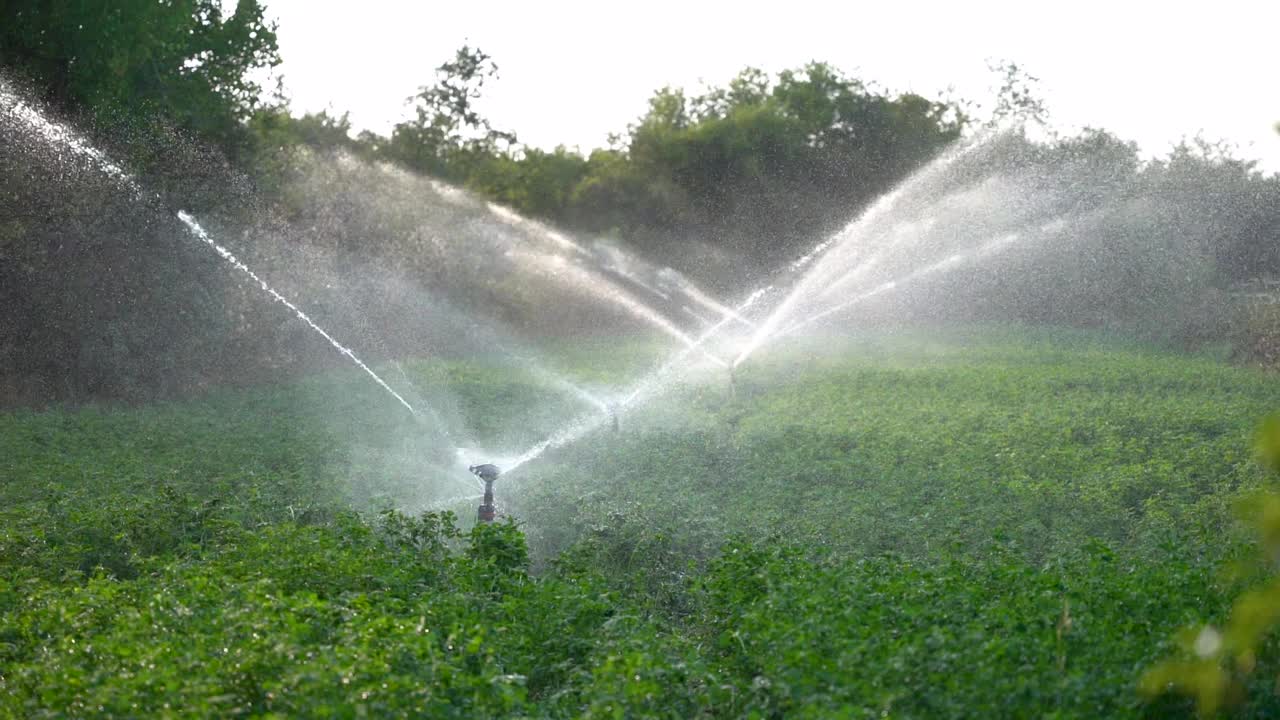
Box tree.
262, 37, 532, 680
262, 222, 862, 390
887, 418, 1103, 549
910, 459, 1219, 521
464, 146, 590, 220
986, 60, 1051, 129
385, 46, 516, 181
0, 1, 282, 403
0, 0, 280, 156
566, 63, 965, 272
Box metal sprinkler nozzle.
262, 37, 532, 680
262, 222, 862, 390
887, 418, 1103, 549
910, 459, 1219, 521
728, 365, 737, 399
469, 464, 501, 523
607, 402, 620, 433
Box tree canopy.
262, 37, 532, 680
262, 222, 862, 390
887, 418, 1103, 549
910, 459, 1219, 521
1, 0, 280, 156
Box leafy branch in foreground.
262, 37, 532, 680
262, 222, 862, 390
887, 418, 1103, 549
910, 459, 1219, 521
1140, 414, 1280, 715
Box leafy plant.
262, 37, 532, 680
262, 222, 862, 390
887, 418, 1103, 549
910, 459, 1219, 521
1140, 414, 1280, 716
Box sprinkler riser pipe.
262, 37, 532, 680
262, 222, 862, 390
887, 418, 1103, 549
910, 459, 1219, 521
478, 477, 496, 523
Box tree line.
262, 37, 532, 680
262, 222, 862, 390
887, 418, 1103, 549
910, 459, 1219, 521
3, 1, 1280, 403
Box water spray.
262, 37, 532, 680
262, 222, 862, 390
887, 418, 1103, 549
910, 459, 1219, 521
178, 213, 421, 417
730, 134, 996, 368
1, 83, 432, 426
767, 230, 1028, 344
500, 288, 773, 477
516, 248, 730, 368
469, 463, 502, 523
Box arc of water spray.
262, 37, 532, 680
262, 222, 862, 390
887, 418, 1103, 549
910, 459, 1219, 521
818, 220, 928, 299
678, 283, 756, 328
619, 293, 762, 406
489, 189, 747, 365
732, 134, 996, 367
485, 137, 1039, 477
818, 181, 1019, 300
770, 230, 1027, 342
495, 218, 1039, 477
390, 360, 459, 444
3, 82, 429, 425
423, 492, 485, 513
682, 305, 713, 326
803, 138, 996, 301
437, 132, 1023, 481
2, 83, 142, 198
178, 213, 420, 416
732, 184, 909, 367
518, 356, 610, 414
487, 201, 592, 258
183, 217, 484, 495
501, 287, 772, 476
517, 249, 730, 368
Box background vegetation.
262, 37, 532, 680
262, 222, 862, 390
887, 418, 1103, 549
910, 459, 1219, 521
5, 7, 1280, 404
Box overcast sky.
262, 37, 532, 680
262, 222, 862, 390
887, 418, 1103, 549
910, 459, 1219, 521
259, 0, 1280, 170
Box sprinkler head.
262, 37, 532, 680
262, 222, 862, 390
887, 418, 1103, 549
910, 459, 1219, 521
469, 463, 501, 482
469, 464, 501, 523
607, 402, 620, 432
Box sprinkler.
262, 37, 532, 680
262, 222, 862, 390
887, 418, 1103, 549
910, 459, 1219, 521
469, 463, 501, 523
728, 365, 737, 398
608, 402, 620, 432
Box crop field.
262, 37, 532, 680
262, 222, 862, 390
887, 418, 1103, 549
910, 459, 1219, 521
2, 328, 1279, 718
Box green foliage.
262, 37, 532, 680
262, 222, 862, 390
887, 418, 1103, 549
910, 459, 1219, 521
0, 1, 285, 406
386, 45, 517, 181
373, 53, 964, 270
464, 146, 591, 220
521, 328, 1279, 563
3, 330, 1280, 716
1, 0, 280, 156
573, 64, 965, 268
694, 537, 1229, 718
242, 109, 377, 194
1140, 415, 1280, 716
464, 519, 531, 586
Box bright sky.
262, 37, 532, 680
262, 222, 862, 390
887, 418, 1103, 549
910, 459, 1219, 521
261, 0, 1280, 170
